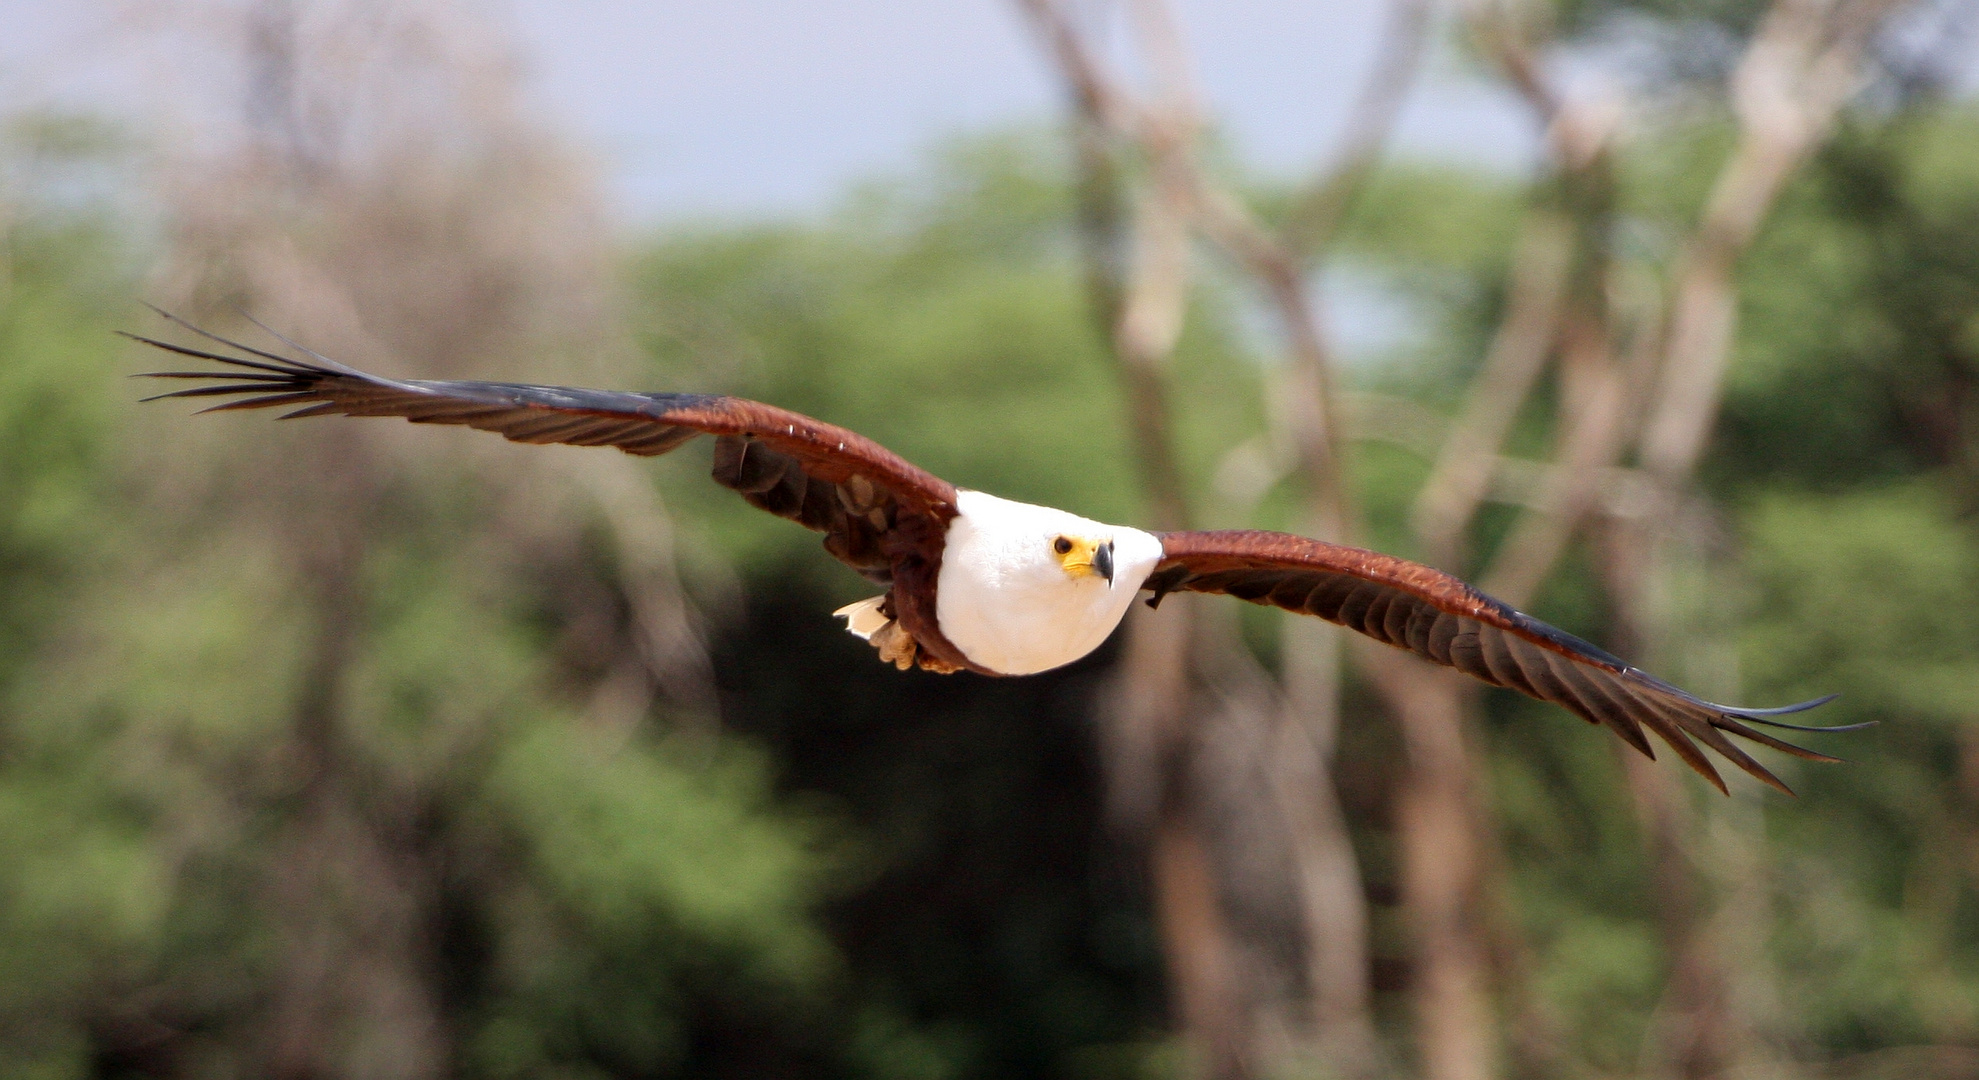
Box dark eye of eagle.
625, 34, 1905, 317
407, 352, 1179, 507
1053, 536, 1073, 555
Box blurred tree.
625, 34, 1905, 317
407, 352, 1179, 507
0, 4, 843, 1077
8, 1, 1979, 1078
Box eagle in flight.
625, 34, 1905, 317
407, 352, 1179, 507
131, 310, 1860, 796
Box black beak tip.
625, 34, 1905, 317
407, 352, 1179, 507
1096, 540, 1115, 583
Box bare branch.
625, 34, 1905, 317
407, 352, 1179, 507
1015, 0, 1144, 136
1460, 0, 1563, 121
1020, 9, 1260, 1079
1188, 181, 1359, 539
1281, 0, 1438, 259
1409, 215, 1575, 568
1022, 0, 1195, 527
1129, 0, 1205, 119
1478, 320, 1630, 607
1640, 0, 1907, 487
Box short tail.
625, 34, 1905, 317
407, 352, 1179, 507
833, 596, 890, 641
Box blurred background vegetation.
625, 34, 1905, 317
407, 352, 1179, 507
3, 1, 1979, 1078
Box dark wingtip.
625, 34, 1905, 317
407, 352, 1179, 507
1636, 690, 1853, 794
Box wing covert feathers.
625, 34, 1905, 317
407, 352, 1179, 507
130, 312, 957, 584
1149, 530, 1861, 795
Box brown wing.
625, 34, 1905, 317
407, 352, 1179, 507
129, 311, 955, 585
1146, 529, 1863, 795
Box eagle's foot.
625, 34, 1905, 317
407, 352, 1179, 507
833, 594, 963, 674
877, 621, 965, 673
869, 618, 918, 670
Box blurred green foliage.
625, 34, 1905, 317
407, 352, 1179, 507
0, 126, 844, 1079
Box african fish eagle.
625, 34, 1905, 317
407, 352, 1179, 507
130, 310, 1862, 795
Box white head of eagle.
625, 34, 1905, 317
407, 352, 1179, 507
931, 490, 1164, 675
132, 309, 1860, 798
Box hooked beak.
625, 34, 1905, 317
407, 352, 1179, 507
1094, 540, 1115, 584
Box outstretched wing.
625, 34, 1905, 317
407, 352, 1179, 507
129, 311, 956, 584
1146, 529, 1864, 795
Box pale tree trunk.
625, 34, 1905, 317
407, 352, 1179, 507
1026, 1, 1398, 1071
1371, 651, 1499, 1080
1017, 0, 1428, 1072
1046, 23, 1254, 1072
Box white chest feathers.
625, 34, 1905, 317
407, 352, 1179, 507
934, 490, 1165, 675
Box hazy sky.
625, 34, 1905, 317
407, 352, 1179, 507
1, 1, 1537, 219
499, 0, 1535, 215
